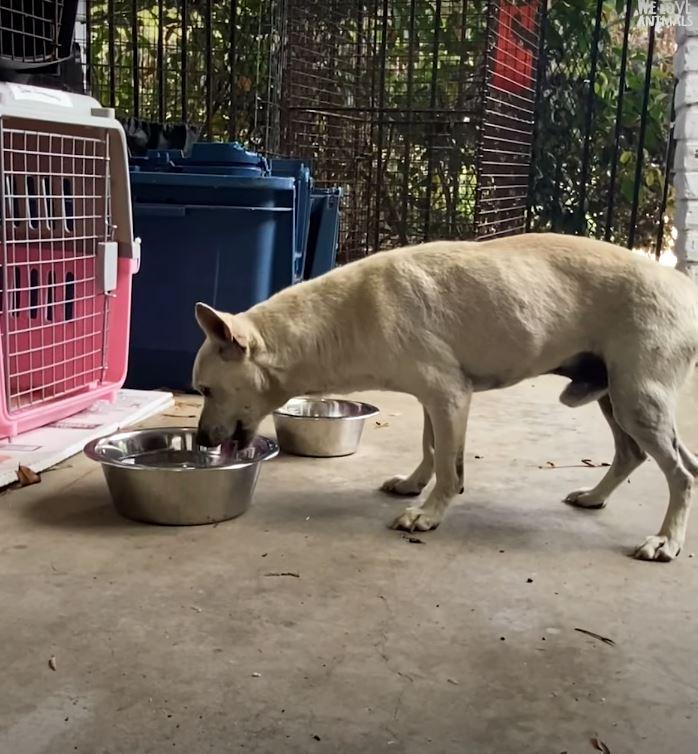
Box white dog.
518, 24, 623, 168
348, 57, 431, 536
192, 233, 698, 562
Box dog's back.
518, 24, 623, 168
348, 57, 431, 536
250, 232, 698, 386
354, 234, 698, 379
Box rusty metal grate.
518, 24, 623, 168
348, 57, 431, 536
87, 1, 544, 262
279, 0, 545, 260
475, 0, 543, 240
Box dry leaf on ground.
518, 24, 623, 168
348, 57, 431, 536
582, 458, 611, 468
264, 571, 300, 578
575, 627, 616, 647
17, 465, 41, 486
403, 535, 426, 545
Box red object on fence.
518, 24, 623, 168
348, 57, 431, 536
491, 1, 537, 95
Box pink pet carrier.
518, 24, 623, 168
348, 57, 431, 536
0, 82, 139, 439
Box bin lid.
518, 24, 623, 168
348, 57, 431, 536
129, 171, 295, 192
129, 150, 184, 172
185, 142, 269, 175
129, 142, 269, 177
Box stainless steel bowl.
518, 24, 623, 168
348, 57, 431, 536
84, 428, 278, 525
273, 398, 379, 457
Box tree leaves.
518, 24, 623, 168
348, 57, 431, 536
531, 0, 674, 248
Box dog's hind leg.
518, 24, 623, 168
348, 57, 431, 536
391, 391, 471, 532
565, 395, 647, 509
381, 406, 434, 496
610, 380, 694, 562
679, 441, 698, 477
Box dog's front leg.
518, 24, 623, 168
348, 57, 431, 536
391, 392, 471, 532
381, 405, 434, 495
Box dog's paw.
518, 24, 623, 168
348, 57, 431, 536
564, 488, 607, 509
633, 535, 682, 562
380, 475, 425, 496
390, 505, 441, 532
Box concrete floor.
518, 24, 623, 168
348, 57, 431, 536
2, 376, 698, 754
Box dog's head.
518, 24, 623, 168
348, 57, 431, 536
192, 303, 280, 448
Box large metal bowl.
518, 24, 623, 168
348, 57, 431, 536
84, 428, 278, 525
273, 398, 379, 457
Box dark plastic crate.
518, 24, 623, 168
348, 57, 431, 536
127, 203, 287, 390
0, 0, 78, 70
305, 188, 342, 279
271, 158, 312, 283
126, 142, 297, 390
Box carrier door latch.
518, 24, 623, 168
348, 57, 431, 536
97, 242, 119, 294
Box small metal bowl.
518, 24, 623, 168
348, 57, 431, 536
84, 428, 278, 526
273, 398, 379, 457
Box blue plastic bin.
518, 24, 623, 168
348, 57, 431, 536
305, 188, 342, 279
271, 158, 312, 283
126, 142, 297, 390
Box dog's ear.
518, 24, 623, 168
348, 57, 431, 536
195, 302, 249, 359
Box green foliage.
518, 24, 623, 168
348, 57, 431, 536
365, 0, 489, 245
529, 0, 675, 250
88, 1, 674, 253
87, 0, 489, 252
89, 0, 280, 147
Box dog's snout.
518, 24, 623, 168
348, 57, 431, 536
232, 420, 246, 443
195, 427, 216, 448
195, 421, 248, 448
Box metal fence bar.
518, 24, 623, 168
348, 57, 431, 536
352, 0, 366, 256
157, 0, 165, 122
577, 0, 604, 234
655, 80, 677, 257
264, 0, 274, 150
399, 0, 417, 247
130, 0, 139, 118
85, 0, 92, 96
450, 0, 470, 236
473, 0, 496, 239
373, 0, 390, 252
423, 0, 442, 242
181, 0, 188, 122
604, 0, 632, 242
252, 6, 263, 138
628, 8, 657, 249
228, 0, 238, 140
525, 0, 548, 233
205, 0, 213, 138
274, 0, 287, 154
362, 2, 379, 255
107, 0, 115, 108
